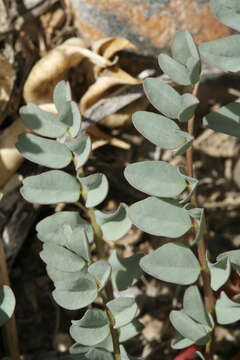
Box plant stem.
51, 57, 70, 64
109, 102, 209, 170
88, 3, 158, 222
81, 189, 121, 360
186, 82, 215, 359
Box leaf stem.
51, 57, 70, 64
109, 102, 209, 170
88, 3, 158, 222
186, 82, 215, 359
80, 186, 121, 360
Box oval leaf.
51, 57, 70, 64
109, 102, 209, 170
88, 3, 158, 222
210, 0, 240, 32
133, 111, 185, 149
199, 35, 240, 72
80, 173, 109, 208
208, 256, 231, 291
140, 243, 200, 285
178, 94, 199, 123
20, 103, 67, 138
183, 286, 212, 327
70, 309, 110, 346
53, 80, 71, 113
67, 227, 91, 261
171, 330, 195, 350
59, 101, 81, 137
16, 133, 72, 168
172, 30, 199, 67
53, 273, 98, 310
37, 211, 94, 245
129, 197, 192, 238
40, 243, 85, 272
143, 78, 182, 119
216, 291, 240, 325
158, 54, 191, 86
21, 170, 81, 204
47, 265, 84, 283
124, 161, 186, 197
106, 297, 138, 329
88, 261, 111, 291
203, 102, 240, 137
119, 319, 144, 343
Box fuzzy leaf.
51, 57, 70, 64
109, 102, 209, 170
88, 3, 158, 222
0, 285, 15, 326
124, 161, 186, 198
170, 310, 210, 344
107, 297, 138, 329
36, 211, 94, 245
59, 101, 81, 137
143, 78, 182, 119
66, 136, 91, 169
53, 272, 98, 310
16, 133, 72, 168
199, 35, 240, 72
129, 197, 192, 238
140, 243, 200, 285
158, 54, 191, 85
203, 103, 240, 137
79, 173, 109, 208
94, 204, 131, 242
119, 319, 144, 343
88, 261, 111, 291
210, 0, 240, 32
53, 80, 71, 113
21, 170, 80, 204
40, 243, 85, 272
208, 256, 231, 291
215, 291, 240, 325
183, 286, 212, 327
20, 103, 68, 138
178, 94, 199, 123
133, 111, 186, 149
70, 309, 110, 346
109, 250, 142, 291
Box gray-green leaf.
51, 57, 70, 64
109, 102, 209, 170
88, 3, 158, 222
0, 285, 16, 326
66, 136, 91, 169
158, 54, 191, 86
216, 291, 240, 325
129, 197, 192, 238
210, 0, 240, 32
140, 243, 200, 285
79, 173, 109, 208
124, 161, 186, 198
208, 255, 231, 291
16, 133, 72, 168
106, 297, 138, 329
21, 170, 80, 204
53, 80, 71, 113
88, 261, 111, 291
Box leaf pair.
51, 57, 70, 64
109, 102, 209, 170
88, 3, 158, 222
171, 286, 213, 349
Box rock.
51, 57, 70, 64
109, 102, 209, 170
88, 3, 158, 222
70, 0, 230, 55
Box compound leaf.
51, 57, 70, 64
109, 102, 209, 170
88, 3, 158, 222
36, 211, 94, 245
109, 250, 142, 291
140, 243, 200, 285
216, 291, 240, 325
20, 103, 68, 138
53, 80, 71, 113
208, 256, 231, 291
16, 133, 72, 169
199, 35, 240, 72
144, 78, 182, 119
133, 111, 186, 149
124, 161, 186, 198
129, 197, 192, 238
106, 297, 138, 329
53, 272, 98, 310
170, 310, 209, 344
21, 170, 80, 204
158, 54, 191, 85
88, 261, 111, 291
203, 103, 240, 137
66, 136, 91, 169
0, 285, 15, 326
40, 243, 85, 272
210, 0, 240, 32
94, 204, 131, 242
70, 309, 110, 346
79, 173, 109, 208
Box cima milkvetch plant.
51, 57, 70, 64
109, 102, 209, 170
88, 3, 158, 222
17, 81, 144, 360
123, 1, 240, 359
